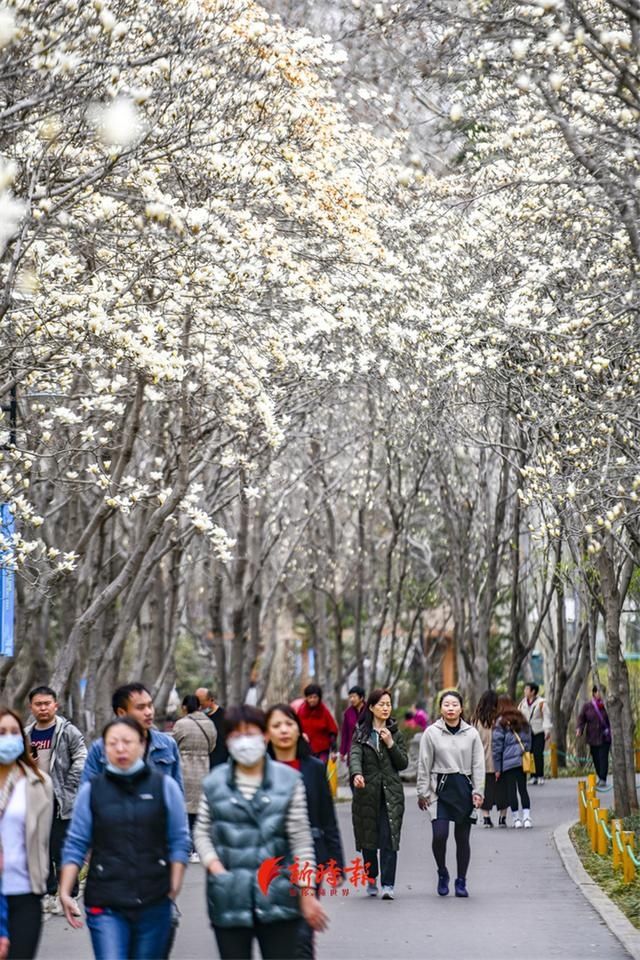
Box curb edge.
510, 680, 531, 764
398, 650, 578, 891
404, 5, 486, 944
553, 820, 640, 960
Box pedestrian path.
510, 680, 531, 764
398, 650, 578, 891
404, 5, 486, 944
41, 777, 630, 959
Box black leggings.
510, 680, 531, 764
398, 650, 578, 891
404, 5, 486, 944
213, 919, 299, 960
7, 894, 42, 960
431, 819, 471, 880
499, 767, 530, 812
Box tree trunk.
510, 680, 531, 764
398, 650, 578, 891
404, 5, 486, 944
208, 560, 227, 703
598, 543, 638, 815
230, 475, 249, 705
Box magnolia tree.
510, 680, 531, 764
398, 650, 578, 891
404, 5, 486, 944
0, 0, 436, 727
375, 0, 640, 810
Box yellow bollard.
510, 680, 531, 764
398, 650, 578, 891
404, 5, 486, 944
597, 809, 609, 856
612, 820, 623, 871
550, 742, 558, 779
588, 798, 600, 845
578, 781, 587, 824
623, 833, 636, 884
587, 772, 597, 792
591, 808, 600, 852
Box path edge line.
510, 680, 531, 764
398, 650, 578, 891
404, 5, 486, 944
553, 820, 640, 960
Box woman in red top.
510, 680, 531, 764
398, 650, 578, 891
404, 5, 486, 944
296, 686, 338, 764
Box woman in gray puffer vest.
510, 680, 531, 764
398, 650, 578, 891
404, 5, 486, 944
492, 695, 532, 829
194, 705, 328, 960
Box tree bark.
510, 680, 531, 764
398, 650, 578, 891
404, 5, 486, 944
597, 542, 638, 815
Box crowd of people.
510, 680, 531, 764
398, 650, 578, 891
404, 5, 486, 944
0, 677, 611, 959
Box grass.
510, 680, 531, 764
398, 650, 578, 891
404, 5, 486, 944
570, 821, 640, 929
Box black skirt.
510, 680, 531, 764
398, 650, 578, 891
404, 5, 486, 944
436, 773, 473, 823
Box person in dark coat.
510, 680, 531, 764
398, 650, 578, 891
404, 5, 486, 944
267, 704, 344, 959
577, 685, 611, 786
349, 689, 408, 901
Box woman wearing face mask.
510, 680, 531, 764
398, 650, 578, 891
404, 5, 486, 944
417, 691, 485, 898
266, 703, 344, 959
349, 689, 408, 901
194, 705, 328, 960
58, 716, 190, 959
0, 707, 53, 960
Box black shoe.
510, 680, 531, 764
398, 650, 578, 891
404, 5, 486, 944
483, 817, 494, 828
498, 816, 507, 828
454, 878, 469, 898
437, 869, 449, 896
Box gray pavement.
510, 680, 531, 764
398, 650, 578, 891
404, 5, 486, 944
40, 777, 629, 960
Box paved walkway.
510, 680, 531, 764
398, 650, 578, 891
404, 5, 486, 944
41, 777, 629, 959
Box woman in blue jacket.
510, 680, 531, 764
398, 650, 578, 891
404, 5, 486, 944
59, 716, 190, 960
266, 703, 344, 959
492, 696, 533, 829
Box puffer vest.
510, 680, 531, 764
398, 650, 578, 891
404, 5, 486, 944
85, 766, 169, 909
203, 756, 301, 928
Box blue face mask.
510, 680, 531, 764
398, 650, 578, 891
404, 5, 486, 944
0, 733, 25, 765
106, 757, 145, 777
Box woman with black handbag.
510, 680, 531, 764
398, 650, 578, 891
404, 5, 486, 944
417, 691, 485, 898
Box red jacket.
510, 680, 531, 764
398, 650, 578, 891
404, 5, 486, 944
298, 702, 338, 756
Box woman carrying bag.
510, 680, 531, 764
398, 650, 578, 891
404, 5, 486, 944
417, 690, 485, 898
349, 688, 408, 901
492, 695, 533, 829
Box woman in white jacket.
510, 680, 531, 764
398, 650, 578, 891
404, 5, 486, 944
417, 691, 485, 899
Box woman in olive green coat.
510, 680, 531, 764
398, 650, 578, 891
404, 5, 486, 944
349, 689, 408, 901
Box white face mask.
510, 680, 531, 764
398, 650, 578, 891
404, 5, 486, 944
228, 734, 266, 766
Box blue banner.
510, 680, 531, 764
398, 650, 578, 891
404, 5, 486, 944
0, 504, 15, 657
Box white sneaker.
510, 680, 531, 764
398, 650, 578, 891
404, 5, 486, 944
381, 886, 395, 900
189, 851, 200, 863
529, 777, 538, 786
538, 777, 545, 785
523, 817, 533, 829
49, 896, 63, 916
42, 895, 54, 914
513, 818, 523, 829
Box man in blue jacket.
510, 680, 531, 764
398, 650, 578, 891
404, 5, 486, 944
82, 682, 184, 793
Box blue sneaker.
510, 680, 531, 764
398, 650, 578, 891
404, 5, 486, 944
366, 879, 378, 897
454, 878, 469, 898
437, 870, 449, 896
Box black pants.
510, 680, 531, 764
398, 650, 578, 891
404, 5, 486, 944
482, 773, 496, 812
531, 732, 545, 779
498, 768, 530, 812
213, 919, 300, 960
48, 814, 78, 897
361, 800, 397, 887
187, 812, 197, 852
431, 820, 472, 880
7, 894, 42, 960
590, 743, 610, 781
